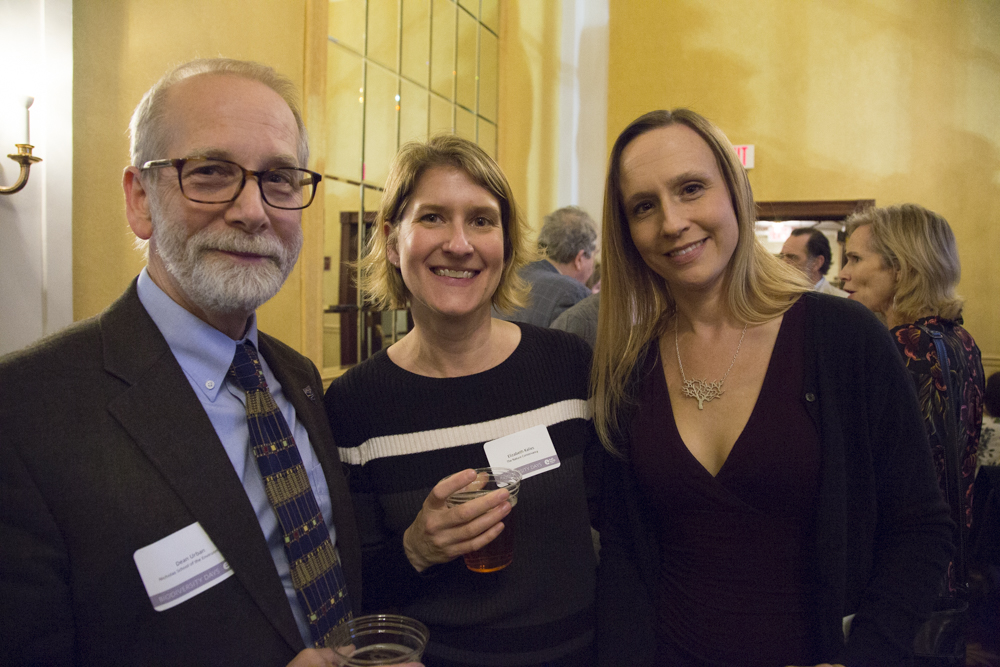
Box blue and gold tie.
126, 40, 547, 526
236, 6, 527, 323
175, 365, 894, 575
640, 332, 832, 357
229, 341, 352, 648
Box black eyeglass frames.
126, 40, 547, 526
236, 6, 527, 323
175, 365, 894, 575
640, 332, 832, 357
140, 157, 322, 210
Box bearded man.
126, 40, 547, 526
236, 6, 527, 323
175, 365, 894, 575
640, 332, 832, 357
0, 59, 363, 667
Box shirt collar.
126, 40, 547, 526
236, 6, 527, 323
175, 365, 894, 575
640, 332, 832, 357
136, 267, 259, 401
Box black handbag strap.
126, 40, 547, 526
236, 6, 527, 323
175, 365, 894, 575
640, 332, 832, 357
917, 324, 967, 591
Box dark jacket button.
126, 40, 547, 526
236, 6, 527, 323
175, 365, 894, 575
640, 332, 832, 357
805, 392, 816, 402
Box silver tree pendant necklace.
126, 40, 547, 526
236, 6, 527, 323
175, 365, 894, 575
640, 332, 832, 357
674, 322, 749, 410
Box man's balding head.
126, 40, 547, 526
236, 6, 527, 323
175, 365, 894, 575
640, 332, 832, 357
129, 58, 309, 171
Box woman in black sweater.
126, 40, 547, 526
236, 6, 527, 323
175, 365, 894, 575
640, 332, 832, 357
324, 135, 599, 667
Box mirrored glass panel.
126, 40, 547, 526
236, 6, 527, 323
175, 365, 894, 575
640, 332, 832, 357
363, 64, 399, 188
477, 118, 496, 159
326, 46, 364, 181
481, 0, 499, 32
368, 0, 399, 71
458, 0, 478, 18
399, 78, 429, 146
429, 94, 453, 136
456, 8, 478, 111
430, 0, 456, 99
478, 27, 498, 122
455, 105, 476, 142
401, 0, 431, 86
328, 0, 366, 55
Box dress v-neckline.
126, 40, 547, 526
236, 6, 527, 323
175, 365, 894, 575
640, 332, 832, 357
656, 317, 788, 480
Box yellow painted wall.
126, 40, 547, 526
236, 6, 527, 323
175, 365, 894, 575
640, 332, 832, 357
499, 0, 562, 235
73, 0, 307, 346
609, 0, 1000, 373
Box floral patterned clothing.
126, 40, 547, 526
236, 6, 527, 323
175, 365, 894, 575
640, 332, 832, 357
891, 316, 985, 531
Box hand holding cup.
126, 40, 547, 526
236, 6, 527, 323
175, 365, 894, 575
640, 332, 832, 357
403, 468, 512, 572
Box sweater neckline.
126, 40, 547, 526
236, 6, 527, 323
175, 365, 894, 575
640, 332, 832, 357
375, 322, 532, 382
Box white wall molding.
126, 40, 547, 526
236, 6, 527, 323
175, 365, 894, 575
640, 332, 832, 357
558, 0, 608, 230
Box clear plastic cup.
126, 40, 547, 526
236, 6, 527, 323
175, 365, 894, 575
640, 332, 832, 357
329, 614, 429, 666
446, 467, 522, 572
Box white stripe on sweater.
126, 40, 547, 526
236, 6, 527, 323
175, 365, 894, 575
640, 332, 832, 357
338, 398, 591, 466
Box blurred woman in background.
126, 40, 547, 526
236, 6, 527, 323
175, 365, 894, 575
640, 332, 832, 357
592, 109, 952, 666
841, 204, 985, 573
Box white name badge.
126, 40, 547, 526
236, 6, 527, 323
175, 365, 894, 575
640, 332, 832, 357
133, 522, 234, 612
484, 424, 560, 481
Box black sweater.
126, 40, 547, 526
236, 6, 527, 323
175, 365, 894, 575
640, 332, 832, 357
325, 324, 600, 667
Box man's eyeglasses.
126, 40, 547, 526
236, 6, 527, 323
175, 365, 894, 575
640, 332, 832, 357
140, 157, 322, 210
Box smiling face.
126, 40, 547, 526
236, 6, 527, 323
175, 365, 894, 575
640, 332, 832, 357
619, 124, 739, 299
127, 73, 304, 329
839, 224, 897, 316
387, 165, 504, 325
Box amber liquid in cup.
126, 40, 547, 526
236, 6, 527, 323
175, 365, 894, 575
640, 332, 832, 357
447, 467, 521, 573
462, 496, 517, 572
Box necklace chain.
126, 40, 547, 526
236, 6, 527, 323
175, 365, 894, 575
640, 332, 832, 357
674, 322, 749, 410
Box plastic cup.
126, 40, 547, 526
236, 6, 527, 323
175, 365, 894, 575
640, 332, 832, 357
329, 614, 429, 666
446, 467, 522, 573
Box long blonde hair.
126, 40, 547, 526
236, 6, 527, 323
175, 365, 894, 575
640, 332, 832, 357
592, 109, 811, 455
844, 204, 963, 322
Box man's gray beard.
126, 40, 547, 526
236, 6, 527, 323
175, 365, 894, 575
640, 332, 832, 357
151, 207, 302, 316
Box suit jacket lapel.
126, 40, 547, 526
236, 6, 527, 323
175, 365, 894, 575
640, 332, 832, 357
100, 283, 303, 651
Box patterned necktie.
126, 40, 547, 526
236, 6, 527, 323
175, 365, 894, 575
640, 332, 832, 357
229, 341, 352, 648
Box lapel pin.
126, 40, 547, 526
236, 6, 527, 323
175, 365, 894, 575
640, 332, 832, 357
303, 386, 317, 402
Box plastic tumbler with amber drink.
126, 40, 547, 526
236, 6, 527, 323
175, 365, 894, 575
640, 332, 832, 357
447, 467, 521, 573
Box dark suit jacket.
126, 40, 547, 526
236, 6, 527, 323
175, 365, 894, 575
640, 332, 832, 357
498, 260, 591, 327
0, 281, 362, 666
550, 293, 600, 348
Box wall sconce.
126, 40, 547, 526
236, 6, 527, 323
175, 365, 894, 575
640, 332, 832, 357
1, 96, 42, 196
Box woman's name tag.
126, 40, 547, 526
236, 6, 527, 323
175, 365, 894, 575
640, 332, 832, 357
484, 424, 560, 480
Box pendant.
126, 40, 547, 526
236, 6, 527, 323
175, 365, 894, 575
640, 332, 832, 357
681, 378, 725, 410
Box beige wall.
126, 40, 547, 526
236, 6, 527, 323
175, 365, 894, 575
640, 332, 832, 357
609, 0, 1000, 374
73, 0, 308, 346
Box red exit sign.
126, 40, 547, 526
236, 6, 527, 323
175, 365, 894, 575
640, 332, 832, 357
733, 144, 755, 169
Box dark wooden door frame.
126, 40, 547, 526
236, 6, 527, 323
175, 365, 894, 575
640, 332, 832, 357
324, 211, 378, 367
755, 199, 875, 222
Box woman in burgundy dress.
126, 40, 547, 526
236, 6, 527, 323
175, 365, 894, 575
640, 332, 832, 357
840, 204, 985, 591
592, 110, 954, 667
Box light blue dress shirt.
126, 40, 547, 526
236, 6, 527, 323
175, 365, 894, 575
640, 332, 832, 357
137, 268, 334, 647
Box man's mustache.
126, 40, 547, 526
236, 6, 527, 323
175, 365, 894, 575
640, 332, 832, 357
190, 232, 287, 265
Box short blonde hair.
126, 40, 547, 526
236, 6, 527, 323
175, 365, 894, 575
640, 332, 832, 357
358, 135, 531, 313
593, 109, 810, 454
845, 204, 963, 321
